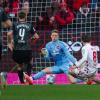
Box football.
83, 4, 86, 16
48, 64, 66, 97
46, 74, 55, 84
74, 68, 80, 74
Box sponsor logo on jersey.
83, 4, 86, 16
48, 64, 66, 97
66, 41, 99, 52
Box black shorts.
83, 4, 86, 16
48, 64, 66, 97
0, 45, 2, 60
12, 50, 32, 64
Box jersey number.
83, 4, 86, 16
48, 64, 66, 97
93, 51, 97, 63
19, 29, 25, 41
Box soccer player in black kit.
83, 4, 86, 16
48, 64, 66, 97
0, 7, 12, 84
7, 10, 39, 84
0, 7, 12, 62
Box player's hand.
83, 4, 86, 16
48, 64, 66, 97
8, 43, 14, 51
69, 65, 78, 74
41, 48, 48, 56
34, 33, 39, 39
49, 16, 55, 24
69, 65, 77, 72
38, 16, 43, 22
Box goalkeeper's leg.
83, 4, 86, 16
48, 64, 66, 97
24, 67, 56, 84
24, 67, 59, 84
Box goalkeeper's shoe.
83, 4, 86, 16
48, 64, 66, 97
24, 73, 33, 85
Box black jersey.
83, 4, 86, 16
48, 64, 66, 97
13, 22, 35, 50
0, 7, 8, 45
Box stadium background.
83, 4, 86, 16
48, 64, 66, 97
0, 0, 100, 83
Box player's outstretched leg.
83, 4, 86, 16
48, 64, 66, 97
24, 70, 46, 85
24, 67, 51, 84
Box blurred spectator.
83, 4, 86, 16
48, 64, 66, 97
9, 0, 19, 15
49, 1, 59, 26
75, 3, 96, 33
0, 0, 10, 13
65, 0, 90, 11
22, 0, 29, 15
70, 0, 99, 12
65, 0, 74, 10
36, 2, 59, 31
22, 0, 31, 22
79, 2, 90, 17
54, 2, 75, 29
36, 7, 55, 31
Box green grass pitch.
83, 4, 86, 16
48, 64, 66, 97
0, 84, 100, 100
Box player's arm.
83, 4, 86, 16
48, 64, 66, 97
41, 44, 51, 60
7, 31, 14, 51
66, 50, 77, 64
34, 32, 39, 39
62, 42, 77, 64
7, 31, 13, 43
30, 25, 39, 39
75, 47, 88, 67
1, 9, 12, 28
41, 48, 49, 57
2, 20, 12, 28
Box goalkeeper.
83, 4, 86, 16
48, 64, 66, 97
24, 29, 82, 84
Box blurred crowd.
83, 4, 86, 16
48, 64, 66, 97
0, 0, 19, 16
0, 0, 100, 32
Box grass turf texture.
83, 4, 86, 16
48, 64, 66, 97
0, 85, 100, 100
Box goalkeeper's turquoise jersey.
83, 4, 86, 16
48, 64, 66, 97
45, 40, 77, 66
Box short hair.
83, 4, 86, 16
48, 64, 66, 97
82, 34, 91, 42
18, 10, 26, 19
51, 29, 59, 34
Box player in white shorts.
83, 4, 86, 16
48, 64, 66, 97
69, 35, 100, 84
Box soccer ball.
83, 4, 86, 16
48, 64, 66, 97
69, 66, 80, 75
46, 74, 55, 84
74, 68, 80, 74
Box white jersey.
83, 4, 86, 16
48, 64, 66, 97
75, 43, 98, 77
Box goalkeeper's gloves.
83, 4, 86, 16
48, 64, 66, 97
41, 48, 48, 57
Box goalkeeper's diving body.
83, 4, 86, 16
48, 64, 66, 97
24, 29, 82, 84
